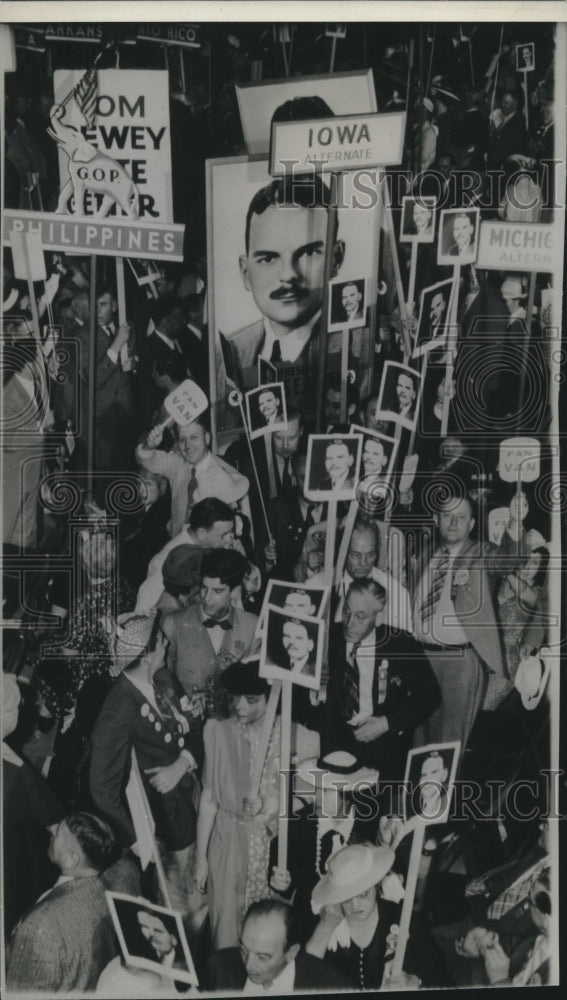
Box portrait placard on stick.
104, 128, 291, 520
245, 382, 288, 439
235, 70, 377, 156
328, 277, 368, 331
255, 580, 330, 637
413, 278, 454, 358
375, 361, 422, 432
304, 433, 362, 502
403, 741, 461, 825
400, 196, 436, 244
516, 42, 535, 71
261, 605, 324, 692
351, 425, 399, 488
437, 208, 480, 265
106, 892, 198, 986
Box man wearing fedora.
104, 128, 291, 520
205, 898, 352, 991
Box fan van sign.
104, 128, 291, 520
270, 111, 406, 174
53, 70, 174, 222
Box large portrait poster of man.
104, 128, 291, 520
206, 157, 380, 436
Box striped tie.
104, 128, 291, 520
186, 466, 198, 518
344, 642, 360, 720
420, 548, 450, 626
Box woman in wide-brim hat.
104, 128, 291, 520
306, 842, 412, 990
269, 751, 380, 942
192, 659, 319, 952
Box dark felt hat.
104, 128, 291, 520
162, 545, 203, 591
221, 659, 271, 696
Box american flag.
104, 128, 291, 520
73, 68, 98, 126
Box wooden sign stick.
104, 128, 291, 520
235, 395, 274, 543
250, 681, 282, 800
407, 242, 418, 319
440, 265, 461, 438
521, 70, 530, 129
323, 499, 338, 589
339, 328, 350, 425
334, 499, 358, 588
264, 436, 278, 500
390, 819, 426, 979
382, 181, 412, 356
518, 271, 536, 415
277, 680, 293, 869
407, 353, 428, 457
315, 172, 341, 432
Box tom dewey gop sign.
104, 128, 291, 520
53, 70, 173, 222
477, 221, 555, 272
270, 112, 405, 174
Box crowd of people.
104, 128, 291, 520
2, 17, 559, 996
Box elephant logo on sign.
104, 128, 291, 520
48, 104, 140, 219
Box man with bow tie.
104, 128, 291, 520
161, 548, 260, 718
323, 577, 440, 785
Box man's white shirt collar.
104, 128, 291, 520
259, 311, 321, 364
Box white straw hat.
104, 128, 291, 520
312, 843, 395, 908
294, 751, 379, 794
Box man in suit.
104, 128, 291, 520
257, 387, 282, 427
162, 548, 260, 714
136, 910, 187, 971
340, 281, 364, 322
316, 438, 356, 492
265, 449, 326, 580
5, 811, 140, 992
137, 295, 206, 430
486, 89, 528, 175
3, 673, 64, 938
135, 497, 240, 613
392, 370, 418, 424
418, 288, 448, 352
307, 516, 411, 632
280, 617, 317, 679
137, 413, 250, 537
63, 285, 136, 471
448, 212, 476, 257
224, 175, 345, 422
323, 578, 440, 784
206, 898, 352, 991
411, 492, 526, 752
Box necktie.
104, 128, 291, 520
343, 642, 360, 720
186, 466, 198, 517
202, 617, 232, 630
487, 858, 548, 920
304, 504, 315, 532
420, 549, 450, 626
281, 456, 293, 494
270, 339, 282, 363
